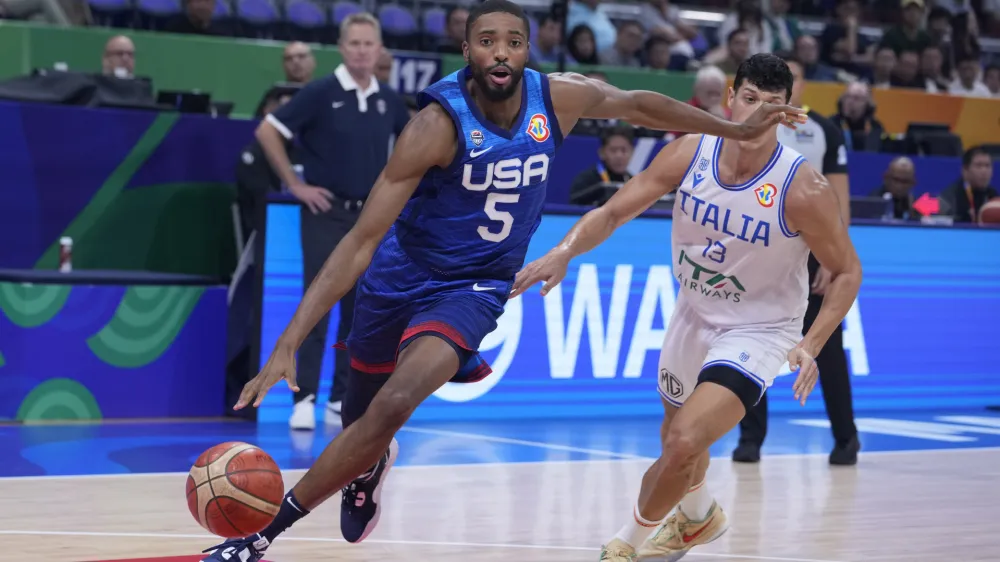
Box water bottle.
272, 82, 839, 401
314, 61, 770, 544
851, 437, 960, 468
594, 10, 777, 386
882, 192, 894, 221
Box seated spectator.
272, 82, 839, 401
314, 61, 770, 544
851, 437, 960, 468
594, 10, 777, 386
820, 0, 873, 74
569, 125, 635, 207
985, 64, 1000, 96
795, 34, 839, 81
567, 0, 617, 53
926, 7, 955, 76
869, 46, 896, 88
709, 28, 752, 75
531, 15, 571, 64
717, 0, 775, 57
567, 24, 600, 65
830, 81, 886, 152
436, 6, 467, 55
949, 54, 993, 96
938, 146, 998, 222
667, 65, 729, 139
645, 36, 674, 70
283, 42, 315, 85
640, 0, 698, 59
767, 0, 802, 52
890, 49, 924, 88
599, 20, 643, 67
102, 35, 135, 79
870, 156, 920, 220
165, 0, 224, 35
920, 44, 950, 93
880, 0, 932, 55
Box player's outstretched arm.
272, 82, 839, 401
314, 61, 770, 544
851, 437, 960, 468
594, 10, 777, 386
509, 135, 701, 298
783, 163, 863, 405
548, 72, 805, 141
235, 104, 456, 409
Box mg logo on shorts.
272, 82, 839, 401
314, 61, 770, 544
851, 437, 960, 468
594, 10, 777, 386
660, 368, 684, 398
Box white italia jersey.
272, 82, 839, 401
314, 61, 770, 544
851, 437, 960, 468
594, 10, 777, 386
671, 134, 810, 329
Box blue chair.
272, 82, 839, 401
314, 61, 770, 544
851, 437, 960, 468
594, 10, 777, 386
378, 4, 418, 50
213, 0, 237, 35
88, 0, 134, 28
421, 6, 445, 50
236, 0, 279, 38
286, 0, 330, 43
136, 0, 179, 31
331, 0, 362, 40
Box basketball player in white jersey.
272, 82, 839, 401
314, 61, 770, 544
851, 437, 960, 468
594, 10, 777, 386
510, 54, 863, 561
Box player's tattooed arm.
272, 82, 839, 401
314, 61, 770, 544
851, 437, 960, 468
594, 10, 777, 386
509, 135, 701, 298
784, 163, 863, 400
274, 104, 456, 354
547, 72, 805, 141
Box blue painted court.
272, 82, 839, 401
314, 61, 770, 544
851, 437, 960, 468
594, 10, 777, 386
4, 408, 1000, 478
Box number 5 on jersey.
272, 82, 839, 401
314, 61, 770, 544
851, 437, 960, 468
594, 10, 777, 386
462, 154, 550, 243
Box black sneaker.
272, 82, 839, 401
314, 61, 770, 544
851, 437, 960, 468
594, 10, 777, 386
340, 438, 399, 543
829, 436, 861, 466
732, 441, 761, 463
200, 533, 269, 562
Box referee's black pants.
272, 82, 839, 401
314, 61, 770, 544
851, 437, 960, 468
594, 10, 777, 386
294, 204, 358, 406
737, 292, 859, 448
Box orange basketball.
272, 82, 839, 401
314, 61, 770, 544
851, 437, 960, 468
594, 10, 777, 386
186, 442, 284, 538
979, 197, 1000, 225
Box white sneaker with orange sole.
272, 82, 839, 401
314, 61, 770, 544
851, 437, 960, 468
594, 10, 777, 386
636, 501, 729, 561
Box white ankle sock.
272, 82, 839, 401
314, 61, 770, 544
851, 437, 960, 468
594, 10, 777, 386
613, 502, 663, 548
679, 479, 714, 520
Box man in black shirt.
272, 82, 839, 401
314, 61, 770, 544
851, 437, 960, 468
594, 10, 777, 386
939, 147, 998, 223
256, 12, 410, 430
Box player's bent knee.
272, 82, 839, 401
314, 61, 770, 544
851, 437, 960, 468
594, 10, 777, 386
661, 426, 701, 472
366, 390, 417, 434
697, 364, 764, 414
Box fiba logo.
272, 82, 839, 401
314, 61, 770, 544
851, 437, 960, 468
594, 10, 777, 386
432, 295, 523, 402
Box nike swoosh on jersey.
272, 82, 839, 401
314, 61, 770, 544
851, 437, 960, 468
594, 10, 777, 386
332, 101, 346, 109
470, 147, 492, 158
472, 283, 495, 291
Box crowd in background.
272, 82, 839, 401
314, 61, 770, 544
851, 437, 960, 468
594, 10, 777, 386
5, 0, 1000, 98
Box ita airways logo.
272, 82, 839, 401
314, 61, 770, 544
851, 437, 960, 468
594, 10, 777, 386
754, 183, 777, 208
526, 113, 550, 142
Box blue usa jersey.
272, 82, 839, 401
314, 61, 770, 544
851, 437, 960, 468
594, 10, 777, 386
396, 67, 563, 280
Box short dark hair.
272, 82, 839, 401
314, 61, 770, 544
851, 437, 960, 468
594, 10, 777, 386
963, 146, 991, 168
733, 53, 794, 102
600, 124, 635, 146
466, 0, 531, 40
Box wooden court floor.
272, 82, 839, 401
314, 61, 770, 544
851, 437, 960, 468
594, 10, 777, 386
2, 448, 998, 562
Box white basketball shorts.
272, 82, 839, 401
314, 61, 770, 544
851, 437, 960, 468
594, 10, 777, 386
657, 296, 802, 407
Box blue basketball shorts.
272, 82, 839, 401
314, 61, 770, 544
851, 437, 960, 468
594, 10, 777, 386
337, 233, 511, 383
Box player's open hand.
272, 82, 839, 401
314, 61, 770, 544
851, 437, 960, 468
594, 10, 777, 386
235, 348, 300, 410
740, 103, 808, 139
788, 345, 819, 406
510, 250, 571, 299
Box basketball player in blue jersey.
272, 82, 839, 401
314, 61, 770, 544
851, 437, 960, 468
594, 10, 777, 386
200, 2, 806, 560
512, 54, 863, 561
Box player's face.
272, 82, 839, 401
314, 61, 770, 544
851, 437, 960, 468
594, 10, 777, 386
728, 84, 788, 126
465, 12, 528, 102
